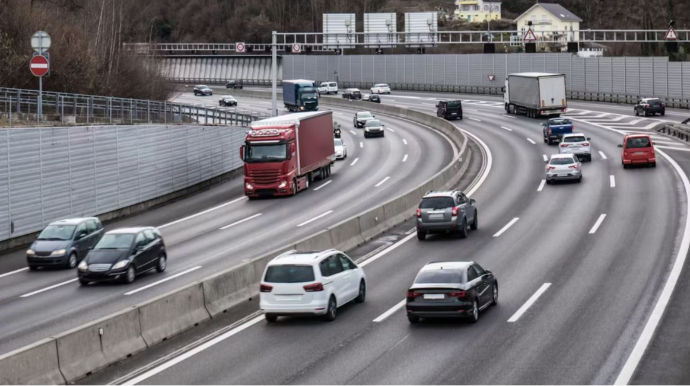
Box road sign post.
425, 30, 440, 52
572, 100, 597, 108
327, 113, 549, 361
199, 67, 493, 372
31, 31, 51, 123
271, 33, 277, 116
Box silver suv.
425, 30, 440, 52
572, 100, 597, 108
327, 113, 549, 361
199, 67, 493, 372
416, 190, 478, 241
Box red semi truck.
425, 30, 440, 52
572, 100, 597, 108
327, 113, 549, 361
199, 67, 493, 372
240, 111, 336, 198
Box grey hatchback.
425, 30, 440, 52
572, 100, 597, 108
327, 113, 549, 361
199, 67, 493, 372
27, 218, 104, 269
416, 191, 478, 240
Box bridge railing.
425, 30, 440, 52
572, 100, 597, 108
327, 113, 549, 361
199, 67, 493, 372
0, 88, 272, 127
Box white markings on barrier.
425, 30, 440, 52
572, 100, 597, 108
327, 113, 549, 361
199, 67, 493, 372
493, 218, 519, 238
124, 266, 203, 296
219, 214, 263, 230
297, 210, 334, 227
375, 176, 391, 187
589, 214, 607, 234
20, 278, 78, 298
610, 175, 616, 188
526, 138, 536, 145
159, 197, 247, 229
313, 180, 333, 191
373, 299, 407, 323
350, 158, 359, 166
599, 151, 608, 160
537, 180, 546, 192
507, 283, 551, 322
500, 126, 513, 132
402, 154, 408, 163
0, 267, 29, 279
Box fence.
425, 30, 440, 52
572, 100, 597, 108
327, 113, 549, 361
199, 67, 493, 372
159, 56, 282, 84
0, 124, 248, 242
0, 88, 272, 127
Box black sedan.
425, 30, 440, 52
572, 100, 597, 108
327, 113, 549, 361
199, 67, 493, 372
78, 227, 167, 285
219, 96, 238, 107
369, 94, 381, 103
634, 98, 665, 116
406, 261, 497, 323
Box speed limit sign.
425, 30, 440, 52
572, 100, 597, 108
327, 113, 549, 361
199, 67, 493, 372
291, 44, 302, 53
236, 42, 246, 53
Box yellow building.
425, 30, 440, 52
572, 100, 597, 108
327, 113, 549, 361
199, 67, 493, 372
455, 0, 502, 23
514, 3, 582, 42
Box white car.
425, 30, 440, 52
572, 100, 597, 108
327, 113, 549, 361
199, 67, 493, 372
318, 82, 338, 95
546, 154, 582, 184
334, 138, 347, 159
558, 133, 592, 162
370, 83, 391, 94
260, 249, 367, 322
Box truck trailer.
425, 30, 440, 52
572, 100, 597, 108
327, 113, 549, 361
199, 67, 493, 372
283, 79, 319, 112
241, 111, 335, 198
503, 73, 567, 118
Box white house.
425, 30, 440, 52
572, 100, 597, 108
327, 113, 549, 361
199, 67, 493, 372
514, 3, 582, 42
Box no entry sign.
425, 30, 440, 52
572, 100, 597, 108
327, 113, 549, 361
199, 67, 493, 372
30, 55, 49, 77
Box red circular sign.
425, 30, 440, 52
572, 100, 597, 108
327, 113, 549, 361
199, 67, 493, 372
236, 43, 246, 53
30, 55, 49, 77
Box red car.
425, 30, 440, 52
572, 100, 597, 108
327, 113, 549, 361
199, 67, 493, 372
619, 134, 656, 168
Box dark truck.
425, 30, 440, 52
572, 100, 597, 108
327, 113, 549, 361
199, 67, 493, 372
542, 118, 574, 145
283, 79, 319, 112
436, 100, 463, 120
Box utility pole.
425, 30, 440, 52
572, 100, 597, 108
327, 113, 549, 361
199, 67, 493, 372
271, 31, 278, 117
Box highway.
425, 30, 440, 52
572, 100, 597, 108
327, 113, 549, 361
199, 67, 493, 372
78, 87, 690, 384
0, 95, 458, 355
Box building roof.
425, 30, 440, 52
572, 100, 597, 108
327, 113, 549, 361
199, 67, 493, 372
514, 3, 583, 23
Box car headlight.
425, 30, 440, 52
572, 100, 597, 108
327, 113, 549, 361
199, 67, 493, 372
112, 260, 129, 270
27, 249, 35, 255
278, 181, 287, 188
78, 260, 88, 270
245, 182, 253, 190
300, 106, 305, 111
51, 249, 66, 256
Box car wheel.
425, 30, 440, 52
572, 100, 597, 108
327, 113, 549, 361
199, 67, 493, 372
417, 231, 426, 241
634, 109, 638, 116
651, 162, 657, 168
470, 211, 478, 230
408, 315, 420, 324
79, 279, 90, 286
265, 314, 278, 323
459, 218, 468, 239
123, 266, 136, 284
661, 111, 666, 116
355, 280, 366, 303
65, 252, 78, 269
492, 283, 498, 306
644, 110, 649, 117
156, 254, 167, 273
469, 299, 479, 323
577, 176, 582, 183
623, 163, 629, 169
29, 265, 38, 271
546, 179, 552, 185
323, 296, 337, 322
291, 178, 298, 196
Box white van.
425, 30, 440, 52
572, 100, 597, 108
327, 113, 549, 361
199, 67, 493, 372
317, 82, 338, 95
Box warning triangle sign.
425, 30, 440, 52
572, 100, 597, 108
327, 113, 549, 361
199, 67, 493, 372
523, 28, 537, 42
666, 27, 678, 40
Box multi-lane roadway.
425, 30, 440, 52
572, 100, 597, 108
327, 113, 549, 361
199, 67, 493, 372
73, 87, 690, 384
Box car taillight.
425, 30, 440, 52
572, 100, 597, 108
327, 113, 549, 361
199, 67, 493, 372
407, 290, 422, 299
662, 103, 666, 107
548, 128, 552, 135
546, 166, 556, 170
560, 143, 569, 148
582, 142, 590, 147
260, 284, 273, 293
645, 104, 649, 108
416, 208, 422, 218
303, 282, 324, 292
448, 291, 466, 298
569, 164, 579, 169
451, 206, 459, 216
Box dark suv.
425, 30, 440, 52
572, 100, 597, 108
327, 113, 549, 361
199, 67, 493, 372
436, 100, 463, 120
416, 190, 477, 240
27, 218, 104, 269
635, 98, 665, 116
226, 79, 243, 89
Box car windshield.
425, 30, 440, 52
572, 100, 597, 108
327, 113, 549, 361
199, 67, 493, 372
646, 99, 662, 105
366, 120, 382, 127
419, 197, 455, 209
264, 265, 315, 283
549, 119, 572, 125
549, 157, 575, 165
302, 93, 318, 99
245, 143, 288, 163
329, 83, 336, 87
320, 83, 329, 87
415, 269, 464, 284
199, 85, 208, 88
626, 137, 651, 148
375, 84, 387, 87
95, 234, 134, 250
564, 136, 586, 143
37, 225, 76, 241
357, 113, 373, 119
334, 139, 343, 146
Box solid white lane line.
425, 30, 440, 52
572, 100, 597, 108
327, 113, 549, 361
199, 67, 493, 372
359, 233, 418, 268
350, 158, 359, 166
469, 117, 482, 122
360, 142, 363, 148
656, 146, 690, 152
500, 126, 513, 132
124, 315, 265, 385
219, 214, 263, 230
537, 180, 546, 192
387, 127, 395, 132
403, 139, 408, 145
493, 218, 520, 237
402, 154, 408, 163
589, 214, 607, 234
350, 130, 357, 135
373, 299, 407, 323
610, 175, 616, 188
313, 180, 333, 191
20, 278, 78, 298
124, 266, 203, 296
375, 176, 391, 187
526, 138, 536, 145
464, 108, 479, 112
297, 210, 334, 227
542, 154, 548, 162
507, 283, 552, 323
599, 151, 608, 160
615, 149, 690, 385
0, 267, 29, 279
502, 115, 517, 119
159, 196, 247, 229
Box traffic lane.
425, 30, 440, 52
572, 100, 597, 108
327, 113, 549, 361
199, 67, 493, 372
0, 104, 454, 354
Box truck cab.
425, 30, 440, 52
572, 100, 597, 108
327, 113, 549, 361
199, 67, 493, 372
283, 80, 319, 112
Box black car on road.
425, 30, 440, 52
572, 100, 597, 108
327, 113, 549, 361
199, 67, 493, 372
219, 96, 238, 107
416, 190, 477, 240
27, 218, 104, 270
437, 100, 463, 120
78, 227, 166, 285
406, 261, 497, 323
634, 98, 665, 116
226, 79, 243, 89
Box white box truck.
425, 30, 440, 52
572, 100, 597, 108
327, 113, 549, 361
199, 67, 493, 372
503, 73, 567, 118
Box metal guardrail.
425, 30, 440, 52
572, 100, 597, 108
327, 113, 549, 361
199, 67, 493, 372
0, 88, 272, 127
658, 120, 690, 141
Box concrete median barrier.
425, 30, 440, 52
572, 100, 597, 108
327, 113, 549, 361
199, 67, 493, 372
359, 206, 388, 242
203, 263, 257, 317
294, 230, 333, 252
138, 282, 211, 346
0, 338, 65, 385
329, 217, 365, 252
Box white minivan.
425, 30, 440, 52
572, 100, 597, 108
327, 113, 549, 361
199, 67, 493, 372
317, 82, 338, 95
260, 249, 367, 322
